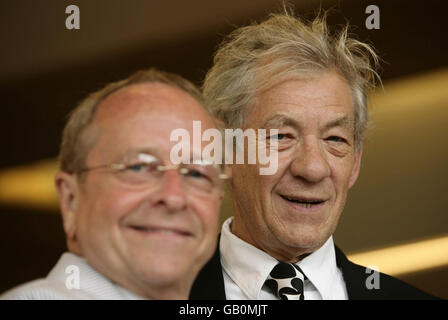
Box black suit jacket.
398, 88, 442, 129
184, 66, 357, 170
190, 241, 437, 300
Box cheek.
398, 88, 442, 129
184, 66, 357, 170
330, 157, 356, 195
261, 153, 292, 195
273, 149, 298, 180
190, 196, 220, 234
79, 182, 141, 230
230, 165, 254, 201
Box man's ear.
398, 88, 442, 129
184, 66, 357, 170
55, 171, 78, 240
348, 146, 363, 189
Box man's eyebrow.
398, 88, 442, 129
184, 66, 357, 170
324, 116, 355, 132
120, 147, 160, 161
123, 148, 207, 164
261, 114, 301, 129
260, 113, 355, 133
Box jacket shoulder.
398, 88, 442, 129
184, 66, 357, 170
335, 245, 439, 300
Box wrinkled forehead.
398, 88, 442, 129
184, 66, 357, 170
248, 71, 354, 125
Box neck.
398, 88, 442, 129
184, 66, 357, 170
133, 284, 190, 300
113, 275, 194, 300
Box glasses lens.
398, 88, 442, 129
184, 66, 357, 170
182, 163, 223, 193
116, 160, 160, 185
113, 153, 225, 193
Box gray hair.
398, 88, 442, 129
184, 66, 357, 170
203, 10, 380, 149
59, 68, 204, 174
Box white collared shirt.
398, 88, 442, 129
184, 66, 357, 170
220, 217, 348, 300
1, 252, 145, 300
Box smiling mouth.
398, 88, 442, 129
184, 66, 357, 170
130, 226, 193, 237
280, 195, 326, 208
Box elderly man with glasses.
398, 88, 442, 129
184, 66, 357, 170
1, 69, 226, 300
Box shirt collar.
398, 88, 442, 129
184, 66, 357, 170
296, 236, 339, 300
220, 217, 340, 300
220, 217, 279, 299
48, 252, 146, 300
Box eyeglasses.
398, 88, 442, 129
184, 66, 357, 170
76, 153, 228, 194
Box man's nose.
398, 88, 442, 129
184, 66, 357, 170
151, 170, 187, 212
289, 136, 330, 183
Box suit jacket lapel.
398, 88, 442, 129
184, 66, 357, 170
334, 245, 373, 299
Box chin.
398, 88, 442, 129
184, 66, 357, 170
140, 263, 191, 286
277, 225, 330, 251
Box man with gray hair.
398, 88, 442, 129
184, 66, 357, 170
190, 11, 436, 300
1, 68, 226, 299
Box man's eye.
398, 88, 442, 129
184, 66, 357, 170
327, 136, 347, 143
269, 133, 290, 140
186, 169, 208, 179
125, 163, 153, 172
